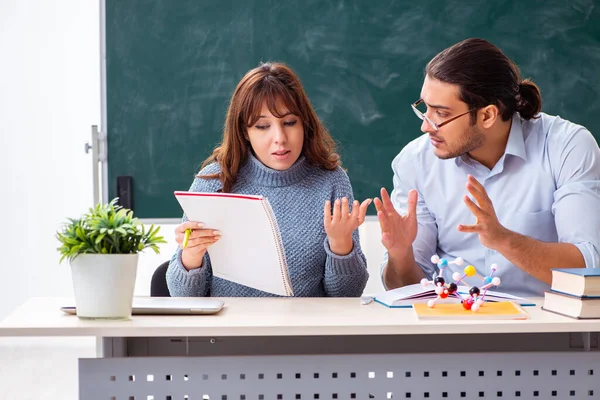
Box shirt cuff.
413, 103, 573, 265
379, 253, 389, 291
573, 242, 600, 269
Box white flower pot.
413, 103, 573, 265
70, 254, 139, 319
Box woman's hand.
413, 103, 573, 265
324, 197, 371, 256
174, 221, 221, 270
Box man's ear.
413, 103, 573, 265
480, 104, 499, 128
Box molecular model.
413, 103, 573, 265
420, 255, 501, 312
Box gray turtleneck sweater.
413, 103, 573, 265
166, 154, 369, 297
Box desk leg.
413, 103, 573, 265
569, 332, 599, 351
97, 337, 127, 358
95, 337, 102, 357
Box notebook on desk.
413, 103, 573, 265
60, 297, 225, 315
175, 191, 293, 296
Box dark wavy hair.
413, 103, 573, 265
426, 38, 542, 122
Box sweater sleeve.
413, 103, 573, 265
322, 168, 369, 297
166, 248, 212, 297
165, 165, 221, 297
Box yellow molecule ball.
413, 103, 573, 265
464, 265, 476, 277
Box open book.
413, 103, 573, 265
175, 191, 293, 296
374, 283, 534, 308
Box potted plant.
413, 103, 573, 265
56, 199, 166, 319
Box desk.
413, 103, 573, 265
1, 297, 599, 400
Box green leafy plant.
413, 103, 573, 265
56, 199, 166, 262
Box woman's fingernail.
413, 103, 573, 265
197, 223, 204, 227
213, 230, 222, 236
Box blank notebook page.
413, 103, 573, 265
175, 191, 293, 296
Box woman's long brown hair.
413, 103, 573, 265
198, 62, 341, 192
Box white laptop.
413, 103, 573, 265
60, 297, 225, 315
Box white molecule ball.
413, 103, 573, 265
452, 272, 461, 281
492, 277, 501, 286
420, 278, 430, 287
491, 263, 498, 271
472, 303, 480, 312
427, 299, 436, 308
476, 298, 484, 306
454, 257, 464, 266
431, 255, 440, 264
435, 286, 444, 295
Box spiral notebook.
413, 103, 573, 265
174, 191, 293, 296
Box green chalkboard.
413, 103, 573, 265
106, 0, 600, 218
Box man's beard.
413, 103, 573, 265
435, 124, 485, 160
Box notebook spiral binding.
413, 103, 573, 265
262, 198, 294, 296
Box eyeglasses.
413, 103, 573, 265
411, 99, 477, 132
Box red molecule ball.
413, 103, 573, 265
462, 298, 473, 310
440, 288, 449, 299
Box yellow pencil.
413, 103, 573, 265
182, 229, 191, 248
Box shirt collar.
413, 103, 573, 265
455, 112, 527, 166
505, 113, 527, 161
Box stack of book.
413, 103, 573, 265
543, 268, 600, 319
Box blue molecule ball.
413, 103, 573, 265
439, 258, 449, 268
484, 276, 492, 284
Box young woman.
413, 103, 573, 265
166, 62, 370, 297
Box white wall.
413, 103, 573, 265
0, 1, 385, 320
0, 0, 99, 319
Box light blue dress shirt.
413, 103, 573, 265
382, 113, 600, 297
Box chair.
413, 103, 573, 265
150, 261, 171, 297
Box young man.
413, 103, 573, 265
376, 38, 600, 297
